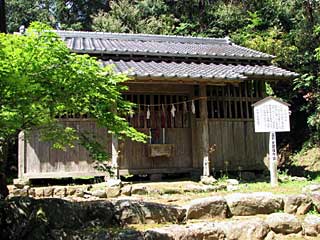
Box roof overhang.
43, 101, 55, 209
101, 60, 299, 83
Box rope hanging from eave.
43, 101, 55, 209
133, 96, 208, 107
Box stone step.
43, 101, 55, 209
145, 213, 320, 240
5, 191, 318, 225
2, 196, 320, 239
184, 192, 313, 220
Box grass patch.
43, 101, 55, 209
239, 180, 312, 195
128, 177, 320, 206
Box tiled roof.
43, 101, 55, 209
101, 60, 298, 81
56, 30, 273, 61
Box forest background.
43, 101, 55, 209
3, 0, 320, 177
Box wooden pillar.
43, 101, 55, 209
269, 132, 278, 186
18, 131, 26, 179
111, 135, 119, 179
111, 104, 119, 179
190, 87, 198, 170
199, 84, 210, 176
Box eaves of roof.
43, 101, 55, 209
101, 60, 298, 82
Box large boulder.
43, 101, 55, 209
0, 197, 118, 240
302, 184, 320, 194
115, 229, 144, 240
226, 179, 239, 185
185, 196, 229, 219
51, 229, 113, 240
106, 186, 121, 198
200, 176, 217, 185
0, 197, 38, 240
217, 218, 270, 240
121, 185, 132, 196
284, 194, 312, 215
131, 186, 148, 195
27, 198, 116, 229
266, 213, 302, 234
226, 192, 283, 216
82, 200, 117, 227
310, 191, 320, 213
144, 223, 225, 240
303, 214, 320, 236
52, 228, 144, 240
115, 200, 185, 224
91, 190, 107, 198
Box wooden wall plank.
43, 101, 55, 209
22, 120, 111, 178
121, 128, 192, 172
206, 120, 268, 171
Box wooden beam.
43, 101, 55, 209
24, 171, 106, 179
119, 167, 194, 175
199, 84, 210, 176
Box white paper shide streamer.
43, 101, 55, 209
191, 100, 196, 114
171, 104, 176, 118
146, 105, 150, 119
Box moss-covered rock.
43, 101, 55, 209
0, 197, 118, 240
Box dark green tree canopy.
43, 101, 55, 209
5, 0, 109, 32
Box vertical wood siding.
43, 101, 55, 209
193, 119, 268, 171
120, 128, 192, 172
19, 82, 268, 178
22, 119, 111, 178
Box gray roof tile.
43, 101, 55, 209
56, 30, 273, 61
101, 60, 298, 81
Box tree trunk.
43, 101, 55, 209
0, 139, 8, 172
0, 139, 9, 199
199, 0, 206, 31
0, 0, 6, 33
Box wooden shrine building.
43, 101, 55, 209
18, 31, 298, 179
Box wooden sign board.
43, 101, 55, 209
252, 96, 291, 187
252, 96, 290, 133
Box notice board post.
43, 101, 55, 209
252, 97, 291, 187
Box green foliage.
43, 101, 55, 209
265, 83, 275, 96
294, 73, 320, 142
5, 0, 108, 32
92, 11, 125, 33
0, 22, 146, 172
92, 0, 176, 34
203, 2, 248, 37
308, 206, 320, 215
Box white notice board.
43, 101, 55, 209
253, 97, 290, 133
